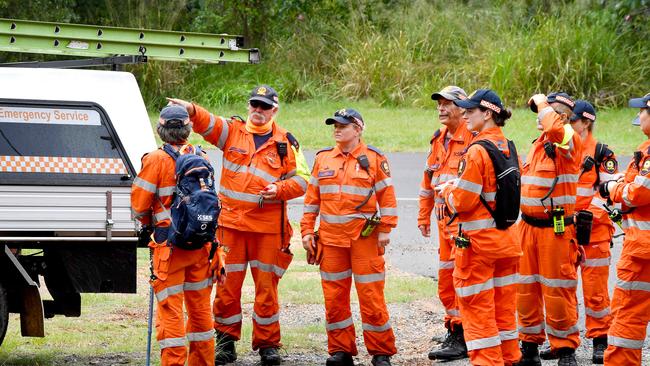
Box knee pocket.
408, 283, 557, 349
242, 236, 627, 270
545, 294, 572, 325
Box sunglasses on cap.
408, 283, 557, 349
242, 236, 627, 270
250, 100, 274, 110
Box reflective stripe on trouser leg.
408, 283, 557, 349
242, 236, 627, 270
183, 254, 215, 366
249, 231, 283, 350
213, 227, 246, 340
536, 226, 580, 349
604, 255, 650, 365
352, 235, 396, 356
437, 228, 460, 328
320, 245, 357, 356
454, 252, 519, 365
516, 222, 546, 345
580, 242, 612, 339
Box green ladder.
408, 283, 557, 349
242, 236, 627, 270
0, 18, 259, 64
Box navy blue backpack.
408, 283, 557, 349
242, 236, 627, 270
162, 144, 220, 250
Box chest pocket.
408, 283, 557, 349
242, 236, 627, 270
224, 146, 250, 175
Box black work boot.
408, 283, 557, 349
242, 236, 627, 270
325, 352, 354, 366
592, 337, 607, 364
557, 347, 577, 366
371, 355, 391, 366
259, 347, 282, 365
214, 331, 237, 365
514, 341, 542, 366
427, 325, 468, 361
539, 341, 558, 360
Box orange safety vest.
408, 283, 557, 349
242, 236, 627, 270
418, 123, 474, 232
443, 127, 521, 258
521, 107, 583, 218
301, 142, 398, 247
191, 105, 308, 233
610, 139, 650, 259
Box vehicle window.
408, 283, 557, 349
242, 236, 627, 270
0, 99, 134, 186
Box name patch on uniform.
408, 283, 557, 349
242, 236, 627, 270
457, 158, 467, 176
603, 158, 617, 174
381, 160, 391, 177
318, 169, 335, 178
641, 158, 650, 176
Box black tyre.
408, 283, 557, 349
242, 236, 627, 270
0, 281, 8, 347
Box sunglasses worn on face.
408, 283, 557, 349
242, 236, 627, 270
250, 100, 273, 110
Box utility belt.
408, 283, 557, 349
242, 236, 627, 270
521, 213, 574, 228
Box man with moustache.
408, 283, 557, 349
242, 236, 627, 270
168, 85, 310, 365
418, 86, 473, 361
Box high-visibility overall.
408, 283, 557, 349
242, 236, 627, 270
575, 133, 617, 339
442, 127, 522, 365
418, 124, 473, 328
131, 145, 215, 366
190, 105, 310, 349
517, 106, 583, 351
604, 139, 650, 365
301, 142, 398, 356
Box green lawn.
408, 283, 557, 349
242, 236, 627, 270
152, 100, 645, 155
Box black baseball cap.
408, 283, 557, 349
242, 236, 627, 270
325, 108, 365, 129
530, 92, 575, 113
570, 100, 596, 122
453, 89, 505, 115
629, 93, 650, 126
249, 84, 279, 107
159, 105, 190, 127
431, 85, 467, 101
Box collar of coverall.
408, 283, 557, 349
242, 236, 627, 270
333, 140, 365, 158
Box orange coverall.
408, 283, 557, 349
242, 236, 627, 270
517, 105, 583, 351
442, 127, 522, 365
575, 133, 617, 339
131, 144, 215, 366
301, 142, 398, 356
603, 139, 650, 365
191, 105, 309, 350
418, 124, 473, 328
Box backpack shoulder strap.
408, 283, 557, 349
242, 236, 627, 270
162, 144, 180, 161
469, 139, 515, 220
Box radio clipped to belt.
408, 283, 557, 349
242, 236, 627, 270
361, 212, 381, 237
454, 224, 470, 249
575, 210, 593, 245
552, 205, 566, 235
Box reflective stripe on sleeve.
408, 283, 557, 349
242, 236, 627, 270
215, 313, 242, 325
309, 176, 319, 187
379, 207, 398, 216
445, 308, 460, 317
625, 219, 650, 231
154, 210, 171, 222
290, 175, 308, 191
133, 177, 157, 193
466, 334, 501, 351
374, 178, 393, 191
159, 336, 185, 349
157, 185, 175, 197
186, 330, 213, 342
456, 179, 482, 195
634, 175, 650, 189
622, 184, 635, 207
439, 260, 454, 270
481, 191, 496, 202
362, 320, 391, 332
303, 204, 320, 214
326, 316, 354, 331
216, 117, 230, 149
577, 187, 594, 197
320, 269, 352, 281
354, 272, 385, 284
419, 188, 434, 198
608, 335, 645, 349
253, 312, 280, 325
201, 114, 217, 137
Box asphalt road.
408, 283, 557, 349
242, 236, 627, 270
206, 150, 648, 362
